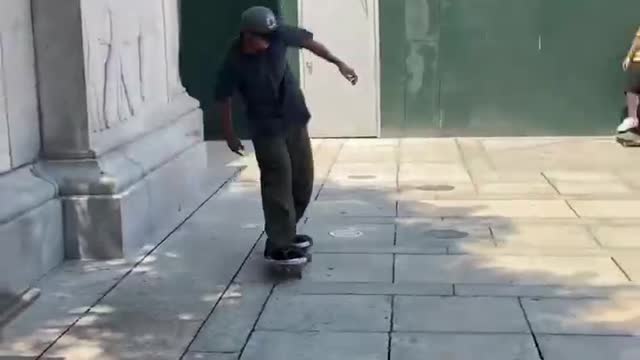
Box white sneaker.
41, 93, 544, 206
617, 117, 639, 133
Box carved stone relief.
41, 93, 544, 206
82, 0, 168, 134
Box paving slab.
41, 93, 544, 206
398, 182, 477, 200
553, 182, 632, 196
307, 199, 396, 218
275, 282, 453, 296
398, 164, 471, 184
492, 224, 599, 248
395, 255, 629, 286
569, 201, 640, 218
539, 335, 640, 360
591, 226, 640, 248
613, 255, 640, 282
394, 296, 529, 333
43, 315, 201, 360
391, 333, 540, 360
396, 221, 492, 251
399, 200, 576, 218
240, 331, 388, 360
476, 182, 557, 196
316, 187, 398, 201
522, 298, 640, 335
257, 294, 391, 332
543, 171, 620, 183
0, 261, 131, 357
399, 138, 461, 163
306, 254, 393, 283
184, 353, 238, 360
298, 222, 395, 251
455, 284, 640, 299
190, 284, 272, 353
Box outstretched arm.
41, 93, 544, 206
302, 38, 358, 85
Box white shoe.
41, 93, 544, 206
617, 117, 639, 133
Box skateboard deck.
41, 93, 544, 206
616, 134, 640, 147
267, 258, 308, 279
265, 250, 312, 279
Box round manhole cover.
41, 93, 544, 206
348, 175, 377, 180
416, 185, 455, 192
330, 229, 364, 238
424, 229, 468, 239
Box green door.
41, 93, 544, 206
379, 0, 640, 137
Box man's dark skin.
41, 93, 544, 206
219, 33, 358, 154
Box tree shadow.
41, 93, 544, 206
2, 138, 640, 359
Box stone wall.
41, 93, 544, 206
0, 0, 41, 173
0, 0, 63, 298
1, 0, 215, 297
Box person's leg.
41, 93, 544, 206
620, 66, 640, 132
252, 135, 297, 254
627, 91, 640, 119
286, 125, 315, 223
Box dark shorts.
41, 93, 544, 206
627, 64, 640, 94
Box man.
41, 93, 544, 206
617, 25, 640, 142
215, 6, 358, 264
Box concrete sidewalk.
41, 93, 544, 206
3, 137, 640, 359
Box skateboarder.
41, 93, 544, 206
617, 25, 640, 141
215, 6, 358, 264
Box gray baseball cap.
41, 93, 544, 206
240, 6, 278, 34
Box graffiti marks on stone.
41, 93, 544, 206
83, 0, 168, 133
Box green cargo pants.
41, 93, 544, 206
252, 125, 314, 251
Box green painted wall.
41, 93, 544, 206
381, 0, 640, 136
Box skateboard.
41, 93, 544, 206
265, 246, 313, 279
267, 257, 309, 279
616, 132, 640, 147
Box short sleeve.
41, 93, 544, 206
214, 54, 238, 101
278, 25, 314, 48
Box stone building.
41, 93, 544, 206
0, 0, 215, 308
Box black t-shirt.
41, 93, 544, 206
215, 25, 313, 137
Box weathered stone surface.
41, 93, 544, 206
399, 200, 576, 218
396, 221, 493, 250
190, 284, 272, 353
391, 333, 540, 360
492, 224, 599, 248
592, 226, 640, 248
539, 335, 640, 360
184, 353, 238, 360
299, 222, 395, 251
569, 201, 640, 218
522, 298, 640, 335
241, 332, 388, 360
394, 296, 529, 333
395, 255, 629, 285
306, 254, 393, 282
0, 0, 40, 171
0, 200, 63, 297
257, 294, 391, 332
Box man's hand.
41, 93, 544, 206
225, 134, 245, 156
338, 62, 358, 85
624, 57, 632, 71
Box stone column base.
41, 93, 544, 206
36, 105, 233, 260
0, 167, 63, 296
